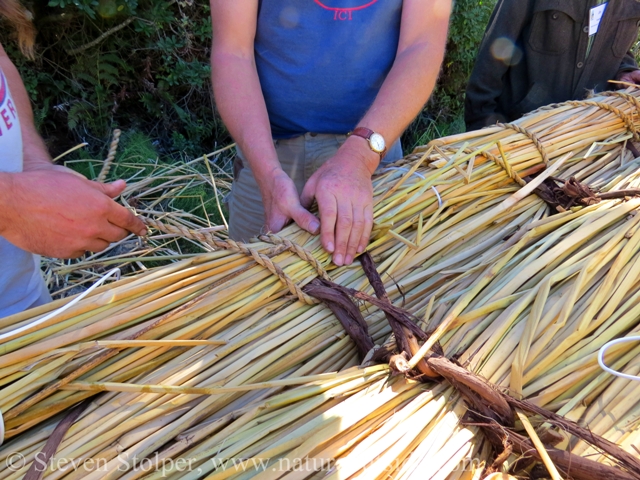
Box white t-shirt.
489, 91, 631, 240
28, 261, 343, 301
0, 66, 50, 318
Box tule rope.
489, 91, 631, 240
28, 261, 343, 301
597, 90, 640, 113
567, 100, 640, 142
97, 129, 121, 183
257, 234, 331, 281
461, 147, 527, 187
142, 218, 319, 305
497, 122, 550, 165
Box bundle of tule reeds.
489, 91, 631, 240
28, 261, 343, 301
44, 138, 235, 299
2, 88, 640, 479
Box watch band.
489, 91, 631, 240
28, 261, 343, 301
351, 127, 375, 140
349, 127, 387, 157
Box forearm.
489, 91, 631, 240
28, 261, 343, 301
211, 53, 280, 184
354, 41, 447, 171
344, 0, 450, 172
0, 43, 51, 167
0, 173, 15, 234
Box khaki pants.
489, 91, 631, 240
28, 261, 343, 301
228, 133, 402, 242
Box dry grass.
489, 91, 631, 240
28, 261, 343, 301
42, 143, 235, 299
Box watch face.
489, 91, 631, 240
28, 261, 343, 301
369, 133, 386, 153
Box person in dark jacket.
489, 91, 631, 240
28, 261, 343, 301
465, 0, 640, 131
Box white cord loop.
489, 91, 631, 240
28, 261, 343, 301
0, 410, 4, 446
381, 166, 426, 179
598, 336, 640, 382
432, 186, 443, 208
0, 268, 121, 343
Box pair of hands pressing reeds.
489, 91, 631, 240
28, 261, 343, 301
0, 160, 147, 259
262, 138, 378, 268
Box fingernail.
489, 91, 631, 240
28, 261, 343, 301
333, 254, 343, 266
327, 242, 335, 252
310, 221, 320, 234
357, 245, 365, 254
139, 228, 148, 236
345, 255, 353, 265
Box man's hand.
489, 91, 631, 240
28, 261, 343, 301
0, 41, 146, 259
0, 169, 147, 258
616, 69, 640, 85
301, 142, 376, 266
261, 168, 320, 235
22, 158, 85, 177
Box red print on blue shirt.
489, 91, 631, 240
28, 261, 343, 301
314, 0, 378, 20
0, 72, 17, 135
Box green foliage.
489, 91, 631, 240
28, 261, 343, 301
441, 0, 497, 108
109, 132, 228, 227
1, 0, 224, 158
66, 130, 228, 228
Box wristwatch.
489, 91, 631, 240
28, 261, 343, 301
349, 127, 387, 158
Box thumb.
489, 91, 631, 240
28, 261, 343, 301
96, 179, 127, 198
266, 212, 287, 234
290, 204, 320, 235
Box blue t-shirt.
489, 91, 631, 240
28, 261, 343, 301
255, 0, 403, 138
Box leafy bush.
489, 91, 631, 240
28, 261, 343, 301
1, 0, 497, 157
1, 0, 225, 158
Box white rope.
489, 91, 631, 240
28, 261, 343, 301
0, 410, 4, 446
598, 336, 640, 382
432, 186, 443, 208
381, 166, 426, 179
0, 268, 121, 342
